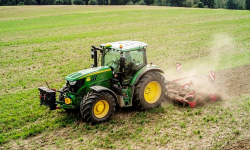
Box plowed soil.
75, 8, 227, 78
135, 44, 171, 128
215, 65, 250, 98
223, 139, 250, 150
213, 65, 250, 149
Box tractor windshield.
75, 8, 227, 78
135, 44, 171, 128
104, 49, 146, 76
104, 50, 120, 72
124, 50, 146, 76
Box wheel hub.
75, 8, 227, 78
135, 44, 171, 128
144, 81, 161, 104
96, 104, 104, 113
93, 100, 109, 118
145, 86, 152, 94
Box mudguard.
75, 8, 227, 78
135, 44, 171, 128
130, 66, 164, 86
90, 86, 118, 104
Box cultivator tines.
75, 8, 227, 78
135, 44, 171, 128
166, 62, 218, 108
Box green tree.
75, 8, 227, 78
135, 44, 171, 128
88, 0, 97, 4
40, 0, 53, 4
63, 0, 71, 4
73, 0, 85, 4
208, 0, 214, 7
126, 0, 133, 4
246, 0, 250, 9
110, 0, 118, 4
185, 0, 194, 7
135, 0, 146, 4
98, 0, 104, 4
161, 0, 171, 5
131, 0, 139, 4
198, 1, 204, 7
18, 1, 24, 4
0, 0, 10, 5
170, 0, 185, 6
104, 0, 108, 4
54, 0, 64, 4
200, 0, 214, 7
200, 0, 207, 6
227, 0, 237, 9
214, 0, 226, 8
144, 0, 153, 4
234, 0, 244, 9
25, 0, 38, 4
116, 0, 128, 5
193, 0, 199, 4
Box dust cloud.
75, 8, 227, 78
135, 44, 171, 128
163, 33, 237, 102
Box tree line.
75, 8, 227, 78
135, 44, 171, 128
1, 0, 250, 10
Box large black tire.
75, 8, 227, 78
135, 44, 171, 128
133, 71, 166, 110
80, 91, 116, 124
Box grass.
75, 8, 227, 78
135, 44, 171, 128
0, 5, 250, 149
4, 97, 248, 149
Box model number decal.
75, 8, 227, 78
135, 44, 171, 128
91, 75, 97, 81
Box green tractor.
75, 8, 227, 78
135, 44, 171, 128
39, 41, 166, 124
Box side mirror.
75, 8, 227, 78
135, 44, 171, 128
120, 56, 125, 72
91, 49, 94, 59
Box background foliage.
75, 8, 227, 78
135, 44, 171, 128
0, 0, 249, 10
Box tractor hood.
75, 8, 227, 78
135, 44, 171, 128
65, 66, 112, 81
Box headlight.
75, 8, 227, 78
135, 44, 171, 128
69, 81, 77, 86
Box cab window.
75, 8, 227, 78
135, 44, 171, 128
104, 50, 120, 72
124, 50, 146, 72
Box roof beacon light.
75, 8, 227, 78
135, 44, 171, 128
120, 45, 123, 49
105, 43, 112, 48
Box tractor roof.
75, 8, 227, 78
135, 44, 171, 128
99, 41, 148, 52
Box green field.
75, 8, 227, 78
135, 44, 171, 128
1, 6, 250, 149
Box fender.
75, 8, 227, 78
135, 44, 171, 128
130, 66, 164, 86
90, 86, 118, 104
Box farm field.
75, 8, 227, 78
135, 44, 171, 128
0, 5, 250, 149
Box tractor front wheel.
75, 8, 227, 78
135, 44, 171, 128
133, 71, 166, 110
80, 91, 116, 124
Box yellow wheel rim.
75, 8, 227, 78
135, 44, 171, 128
144, 81, 161, 104
93, 100, 109, 118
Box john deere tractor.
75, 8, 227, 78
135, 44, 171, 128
39, 41, 166, 124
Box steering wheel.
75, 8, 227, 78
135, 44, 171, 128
107, 59, 120, 68
107, 59, 116, 66
132, 63, 142, 71
136, 60, 140, 65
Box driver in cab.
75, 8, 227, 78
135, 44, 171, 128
124, 52, 134, 76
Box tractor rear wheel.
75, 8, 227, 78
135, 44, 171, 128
133, 71, 166, 110
80, 91, 116, 124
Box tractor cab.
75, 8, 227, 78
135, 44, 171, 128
92, 41, 148, 85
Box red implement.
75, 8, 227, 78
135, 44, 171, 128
166, 62, 218, 108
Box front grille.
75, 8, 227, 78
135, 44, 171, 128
67, 78, 86, 93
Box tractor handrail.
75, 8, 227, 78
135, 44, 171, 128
91, 45, 103, 51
